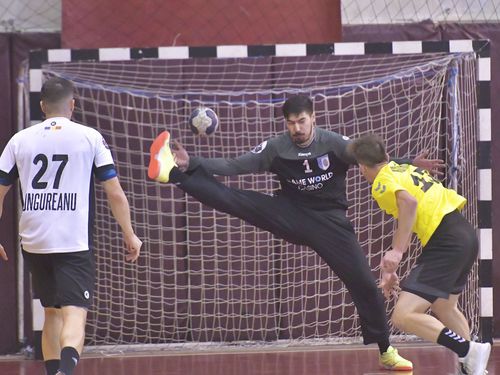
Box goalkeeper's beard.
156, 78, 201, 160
294, 125, 315, 148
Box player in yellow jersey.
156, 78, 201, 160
348, 134, 490, 375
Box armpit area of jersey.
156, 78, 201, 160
0, 167, 18, 186
94, 164, 117, 181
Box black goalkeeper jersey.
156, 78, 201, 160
188, 128, 355, 210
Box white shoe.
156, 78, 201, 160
457, 368, 488, 375
458, 342, 491, 375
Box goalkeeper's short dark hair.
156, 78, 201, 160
282, 94, 313, 119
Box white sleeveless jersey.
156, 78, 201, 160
0, 117, 115, 253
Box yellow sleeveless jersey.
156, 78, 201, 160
372, 161, 466, 246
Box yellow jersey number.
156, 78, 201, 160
410, 168, 439, 193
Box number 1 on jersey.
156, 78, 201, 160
303, 159, 313, 173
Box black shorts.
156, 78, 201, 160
22, 249, 95, 309
401, 210, 478, 303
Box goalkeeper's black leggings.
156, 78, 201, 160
172, 165, 389, 345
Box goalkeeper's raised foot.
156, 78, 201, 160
148, 131, 177, 183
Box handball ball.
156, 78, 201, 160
189, 107, 219, 136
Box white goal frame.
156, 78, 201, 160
26, 39, 492, 354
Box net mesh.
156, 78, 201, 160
342, 0, 500, 24
0, 0, 60, 32
39, 51, 479, 348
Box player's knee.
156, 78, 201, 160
391, 306, 408, 331
344, 275, 379, 302
431, 303, 458, 321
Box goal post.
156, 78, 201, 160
27, 40, 492, 350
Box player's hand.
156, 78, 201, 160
124, 233, 142, 262
412, 150, 445, 177
379, 271, 400, 300
381, 249, 403, 274
0, 244, 8, 261
172, 140, 189, 172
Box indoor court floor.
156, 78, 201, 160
0, 342, 497, 375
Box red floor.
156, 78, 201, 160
0, 342, 496, 375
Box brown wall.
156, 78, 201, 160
61, 0, 342, 48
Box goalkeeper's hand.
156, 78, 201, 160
412, 150, 445, 177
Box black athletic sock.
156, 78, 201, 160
437, 327, 470, 357
378, 338, 391, 354
58, 346, 80, 375
45, 359, 60, 375
169, 167, 188, 184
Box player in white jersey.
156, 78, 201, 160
0, 77, 142, 375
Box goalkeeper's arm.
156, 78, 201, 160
190, 151, 270, 176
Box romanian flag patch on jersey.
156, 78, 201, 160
44, 121, 62, 131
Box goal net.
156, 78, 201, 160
38, 48, 479, 349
